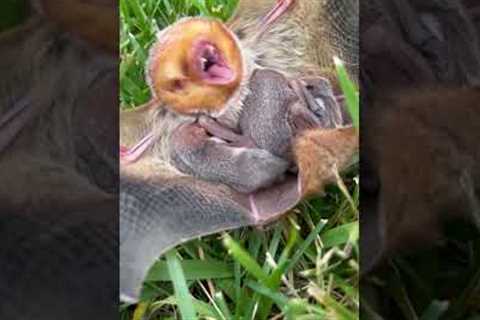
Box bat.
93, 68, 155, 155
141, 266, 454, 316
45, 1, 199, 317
119, 0, 359, 302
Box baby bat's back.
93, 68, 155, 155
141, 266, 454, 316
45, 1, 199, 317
239, 69, 297, 160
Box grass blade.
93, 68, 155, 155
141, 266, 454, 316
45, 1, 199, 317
420, 300, 449, 320
165, 249, 198, 320
334, 56, 359, 129
223, 233, 270, 284
147, 260, 233, 281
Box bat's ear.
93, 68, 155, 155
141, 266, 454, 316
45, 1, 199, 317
35, 0, 118, 54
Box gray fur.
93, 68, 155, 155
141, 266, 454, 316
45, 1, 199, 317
239, 69, 297, 159
240, 69, 345, 160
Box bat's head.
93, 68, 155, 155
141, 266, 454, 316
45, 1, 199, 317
147, 17, 244, 116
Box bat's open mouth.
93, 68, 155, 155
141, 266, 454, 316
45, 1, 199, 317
193, 40, 235, 85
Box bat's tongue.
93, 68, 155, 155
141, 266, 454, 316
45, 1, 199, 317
205, 64, 234, 84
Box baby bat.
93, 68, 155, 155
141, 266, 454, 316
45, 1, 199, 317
169, 68, 346, 193
169, 122, 290, 194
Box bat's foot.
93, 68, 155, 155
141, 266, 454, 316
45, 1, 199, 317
120, 132, 155, 165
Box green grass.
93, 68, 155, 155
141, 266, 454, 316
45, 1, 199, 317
120, 0, 359, 319
361, 237, 480, 320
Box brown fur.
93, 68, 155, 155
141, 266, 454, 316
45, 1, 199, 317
295, 127, 358, 197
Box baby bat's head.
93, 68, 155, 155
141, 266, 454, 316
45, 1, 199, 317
147, 17, 244, 116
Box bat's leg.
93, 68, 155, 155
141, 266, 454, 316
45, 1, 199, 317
261, 0, 295, 28
247, 128, 359, 225
249, 174, 301, 225
120, 132, 155, 165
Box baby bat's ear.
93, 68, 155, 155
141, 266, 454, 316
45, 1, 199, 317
35, 0, 118, 54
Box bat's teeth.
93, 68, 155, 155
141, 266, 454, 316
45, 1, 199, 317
200, 57, 208, 70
